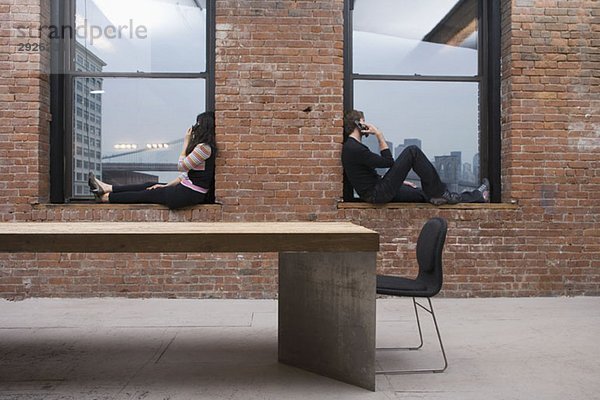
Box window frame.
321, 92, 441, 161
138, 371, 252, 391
49, 0, 216, 203
343, 0, 501, 203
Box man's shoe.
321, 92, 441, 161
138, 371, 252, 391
88, 172, 104, 195
477, 178, 490, 203
430, 190, 461, 206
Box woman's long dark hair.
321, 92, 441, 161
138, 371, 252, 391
185, 111, 216, 156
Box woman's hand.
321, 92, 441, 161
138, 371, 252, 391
184, 127, 192, 143
403, 181, 417, 189
146, 184, 167, 190
182, 127, 193, 156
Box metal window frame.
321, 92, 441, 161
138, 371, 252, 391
49, 0, 216, 202
343, 0, 501, 202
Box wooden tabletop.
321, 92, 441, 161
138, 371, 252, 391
0, 222, 379, 253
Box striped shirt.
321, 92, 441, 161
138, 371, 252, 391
178, 143, 212, 193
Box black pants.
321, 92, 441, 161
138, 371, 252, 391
374, 145, 446, 203
374, 145, 485, 204
109, 182, 206, 209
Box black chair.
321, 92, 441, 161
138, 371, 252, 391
376, 217, 448, 374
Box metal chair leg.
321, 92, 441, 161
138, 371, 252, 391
377, 297, 423, 351
376, 297, 448, 375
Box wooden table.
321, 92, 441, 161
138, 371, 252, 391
0, 222, 379, 390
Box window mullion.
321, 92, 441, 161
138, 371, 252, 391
70, 72, 208, 79
353, 74, 480, 83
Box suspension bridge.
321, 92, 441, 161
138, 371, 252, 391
101, 138, 184, 172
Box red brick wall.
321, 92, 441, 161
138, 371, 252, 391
0, 0, 598, 299
216, 0, 344, 221
0, 0, 51, 218
501, 0, 599, 294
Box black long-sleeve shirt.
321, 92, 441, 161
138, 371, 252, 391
341, 137, 394, 201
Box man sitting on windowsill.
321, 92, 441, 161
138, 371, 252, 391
341, 109, 489, 205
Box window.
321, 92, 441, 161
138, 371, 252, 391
50, 0, 215, 201
344, 0, 501, 202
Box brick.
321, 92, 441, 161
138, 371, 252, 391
0, 0, 598, 298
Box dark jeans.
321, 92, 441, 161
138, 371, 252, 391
109, 182, 206, 209
390, 185, 429, 202
373, 145, 447, 203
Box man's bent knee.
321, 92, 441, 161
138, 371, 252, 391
396, 144, 421, 161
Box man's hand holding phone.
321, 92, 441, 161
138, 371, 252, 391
363, 123, 383, 138
363, 123, 388, 152
355, 121, 370, 136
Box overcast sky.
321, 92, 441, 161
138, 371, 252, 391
75, 0, 479, 171
353, 0, 479, 165
76, 0, 206, 170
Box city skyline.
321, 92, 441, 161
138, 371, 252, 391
362, 135, 480, 193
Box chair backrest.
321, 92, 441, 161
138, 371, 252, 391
416, 217, 448, 295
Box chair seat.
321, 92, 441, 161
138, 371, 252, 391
376, 275, 435, 297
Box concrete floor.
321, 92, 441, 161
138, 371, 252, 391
0, 297, 598, 400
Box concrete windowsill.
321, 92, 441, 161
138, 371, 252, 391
337, 201, 519, 210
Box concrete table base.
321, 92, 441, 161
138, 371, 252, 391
278, 252, 376, 391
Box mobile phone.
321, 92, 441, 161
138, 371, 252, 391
354, 121, 369, 136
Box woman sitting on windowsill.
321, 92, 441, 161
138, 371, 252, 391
88, 111, 216, 210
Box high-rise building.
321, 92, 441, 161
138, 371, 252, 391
394, 144, 405, 158
385, 140, 393, 156
396, 138, 422, 158
393, 139, 422, 185
473, 153, 480, 180
463, 162, 473, 180
451, 151, 462, 167
434, 152, 461, 192
404, 138, 422, 149
72, 42, 106, 197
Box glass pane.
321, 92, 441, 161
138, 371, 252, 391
75, 0, 207, 73
71, 77, 205, 198
353, 0, 478, 76
354, 80, 480, 193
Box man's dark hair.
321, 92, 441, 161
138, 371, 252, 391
343, 109, 364, 140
